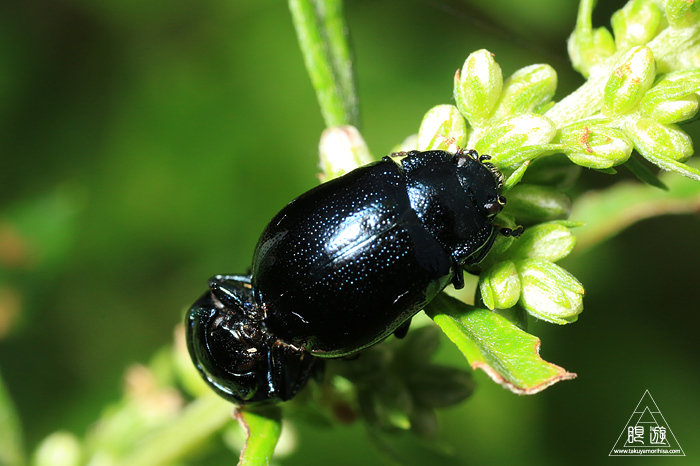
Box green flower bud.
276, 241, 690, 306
391, 134, 418, 153
640, 70, 700, 124
454, 49, 503, 126
522, 154, 581, 189
568, 26, 616, 78
503, 185, 572, 225
625, 117, 694, 162
644, 94, 700, 124
490, 214, 519, 255
611, 0, 664, 49
417, 104, 468, 152
480, 260, 521, 310
516, 259, 584, 325
490, 64, 557, 123
557, 120, 633, 169
33, 432, 81, 466
319, 125, 374, 180
475, 113, 556, 167
603, 46, 656, 116
507, 223, 577, 262
665, 0, 700, 28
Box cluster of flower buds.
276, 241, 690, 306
479, 221, 583, 325
416, 0, 700, 180
562, 0, 700, 179
411, 49, 583, 325
419, 49, 559, 169
319, 0, 700, 329
403, 0, 700, 325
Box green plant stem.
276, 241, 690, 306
289, 0, 359, 128
236, 406, 283, 466
572, 167, 700, 252
575, 0, 596, 33
647, 24, 700, 72
544, 73, 607, 127
0, 370, 25, 466
113, 393, 232, 466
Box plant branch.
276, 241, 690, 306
113, 393, 232, 466
289, 0, 359, 128
572, 166, 700, 252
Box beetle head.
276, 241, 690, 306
452, 150, 506, 219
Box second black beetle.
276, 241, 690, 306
186, 149, 517, 404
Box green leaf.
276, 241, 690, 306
425, 294, 576, 394
0, 370, 25, 466
624, 154, 669, 190
236, 405, 282, 466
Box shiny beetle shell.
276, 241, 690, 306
186, 149, 508, 403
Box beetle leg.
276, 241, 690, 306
208, 274, 259, 317
393, 318, 412, 339
451, 264, 465, 289
499, 225, 524, 238
268, 341, 322, 402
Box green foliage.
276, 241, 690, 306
0, 370, 25, 466
235, 406, 282, 466
426, 296, 576, 394
2, 0, 700, 465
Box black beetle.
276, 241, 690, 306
186, 149, 516, 404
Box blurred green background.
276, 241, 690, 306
0, 0, 698, 464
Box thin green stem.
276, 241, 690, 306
289, 0, 359, 128
113, 393, 232, 466
0, 370, 25, 466
571, 167, 700, 252
544, 73, 607, 127
575, 0, 596, 32
236, 406, 283, 466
